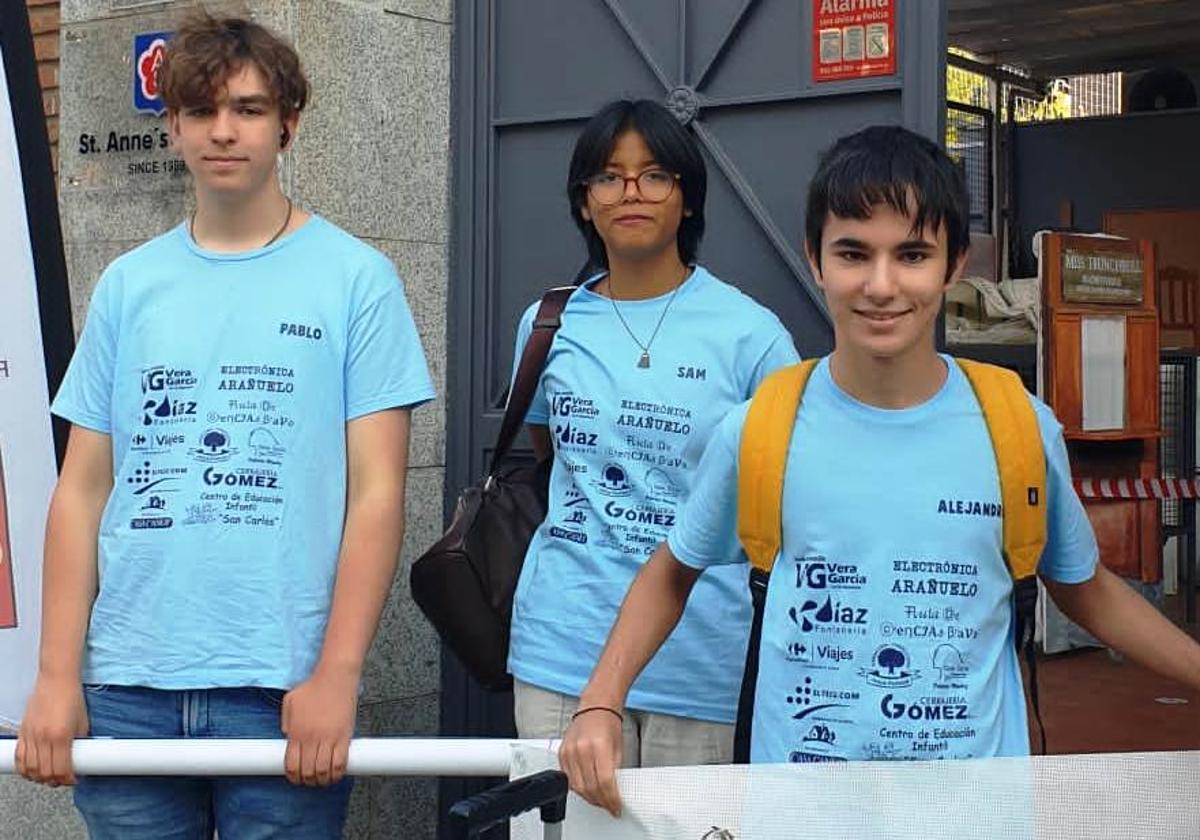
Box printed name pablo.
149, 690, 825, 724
279, 322, 323, 340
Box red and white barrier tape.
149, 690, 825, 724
1073, 477, 1200, 500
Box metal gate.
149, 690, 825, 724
444, 1, 947, 833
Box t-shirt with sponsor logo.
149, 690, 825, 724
51, 216, 434, 690
508, 266, 800, 722
669, 355, 1097, 760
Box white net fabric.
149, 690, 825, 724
511, 746, 1200, 839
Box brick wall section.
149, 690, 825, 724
26, 0, 60, 173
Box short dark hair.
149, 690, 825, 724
805, 125, 970, 281
160, 12, 309, 120
567, 100, 707, 269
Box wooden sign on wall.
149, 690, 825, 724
1061, 247, 1145, 305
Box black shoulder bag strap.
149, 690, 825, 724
1013, 576, 1046, 753
487, 286, 574, 477
733, 566, 769, 764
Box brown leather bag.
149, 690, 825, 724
411, 287, 573, 690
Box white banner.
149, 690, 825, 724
0, 41, 60, 732
511, 747, 1200, 840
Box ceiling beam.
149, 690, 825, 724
953, 10, 1200, 46
985, 27, 1200, 64
948, 0, 1195, 25
952, 17, 1200, 78
960, 30, 1200, 65
1033, 49, 1200, 77
947, 52, 1044, 91
949, 0, 1200, 76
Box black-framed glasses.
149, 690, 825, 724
583, 169, 680, 206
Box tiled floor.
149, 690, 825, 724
1035, 594, 1200, 754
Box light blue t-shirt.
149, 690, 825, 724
669, 356, 1098, 759
52, 216, 435, 690
508, 266, 800, 722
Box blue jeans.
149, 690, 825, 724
74, 685, 352, 840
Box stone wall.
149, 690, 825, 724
0, 2, 451, 837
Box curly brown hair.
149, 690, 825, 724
158, 12, 308, 118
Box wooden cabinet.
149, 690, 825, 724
1126, 314, 1160, 434
1066, 439, 1162, 583
1041, 233, 1161, 582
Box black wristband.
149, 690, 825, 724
571, 705, 624, 724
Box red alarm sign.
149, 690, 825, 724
813, 0, 897, 83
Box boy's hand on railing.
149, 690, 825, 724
15, 674, 89, 786
559, 705, 624, 817
281, 666, 358, 787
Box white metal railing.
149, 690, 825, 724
0, 737, 560, 776
5, 742, 1200, 838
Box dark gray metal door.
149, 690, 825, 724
444, 0, 946, 829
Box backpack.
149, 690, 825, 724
732, 357, 1047, 762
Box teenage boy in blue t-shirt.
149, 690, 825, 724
15, 14, 434, 839
560, 125, 1200, 816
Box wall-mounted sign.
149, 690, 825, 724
61, 28, 185, 186
1062, 247, 1145, 305
813, 0, 896, 83
133, 31, 170, 116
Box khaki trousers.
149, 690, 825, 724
513, 678, 734, 768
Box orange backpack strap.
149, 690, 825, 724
736, 359, 819, 575
955, 358, 1047, 580
955, 357, 1050, 753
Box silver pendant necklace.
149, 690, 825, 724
606, 275, 684, 369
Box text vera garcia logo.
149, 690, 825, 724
133, 32, 171, 116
